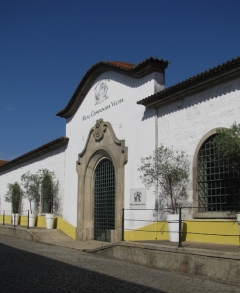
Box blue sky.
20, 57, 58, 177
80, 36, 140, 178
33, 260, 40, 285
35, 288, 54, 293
1, 0, 240, 160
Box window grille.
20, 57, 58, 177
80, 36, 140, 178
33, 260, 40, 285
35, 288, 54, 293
94, 159, 115, 242
198, 134, 240, 212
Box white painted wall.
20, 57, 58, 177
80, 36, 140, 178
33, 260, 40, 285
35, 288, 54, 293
157, 78, 240, 207
123, 77, 240, 230
63, 71, 165, 227
1, 68, 239, 232
0, 146, 66, 216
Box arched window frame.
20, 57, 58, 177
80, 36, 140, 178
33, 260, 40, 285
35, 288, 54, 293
193, 128, 240, 219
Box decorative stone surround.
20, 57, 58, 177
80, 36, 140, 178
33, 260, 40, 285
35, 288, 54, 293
76, 119, 128, 242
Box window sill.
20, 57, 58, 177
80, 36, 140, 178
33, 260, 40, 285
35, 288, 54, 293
194, 211, 237, 219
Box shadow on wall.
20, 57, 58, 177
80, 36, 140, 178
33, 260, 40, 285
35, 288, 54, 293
159, 80, 240, 119
141, 78, 240, 122
141, 107, 156, 121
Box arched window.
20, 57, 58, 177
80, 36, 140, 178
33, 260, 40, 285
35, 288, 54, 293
197, 134, 240, 213
41, 174, 53, 213
94, 159, 115, 242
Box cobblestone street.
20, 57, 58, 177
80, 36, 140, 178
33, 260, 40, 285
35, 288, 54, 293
0, 235, 239, 293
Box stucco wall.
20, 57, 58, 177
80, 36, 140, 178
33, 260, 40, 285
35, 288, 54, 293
0, 146, 66, 216
63, 71, 164, 227
157, 77, 240, 208
123, 77, 240, 230
2, 69, 238, 233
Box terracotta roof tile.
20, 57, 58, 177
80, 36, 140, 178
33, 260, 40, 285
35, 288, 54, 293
56, 57, 169, 118
137, 56, 240, 107
0, 160, 8, 166
108, 61, 135, 69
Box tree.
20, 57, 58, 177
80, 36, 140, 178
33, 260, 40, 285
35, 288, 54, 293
214, 123, 240, 176
21, 171, 40, 214
212, 123, 240, 212
4, 182, 22, 213
138, 145, 190, 215
39, 169, 59, 214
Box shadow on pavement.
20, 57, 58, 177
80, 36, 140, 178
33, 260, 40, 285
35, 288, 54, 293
0, 242, 166, 293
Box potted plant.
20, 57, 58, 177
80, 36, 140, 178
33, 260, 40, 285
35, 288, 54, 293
4, 182, 22, 225
21, 171, 40, 227
39, 169, 58, 229
138, 145, 189, 242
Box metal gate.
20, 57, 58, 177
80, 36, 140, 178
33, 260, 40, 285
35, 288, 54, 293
94, 159, 115, 242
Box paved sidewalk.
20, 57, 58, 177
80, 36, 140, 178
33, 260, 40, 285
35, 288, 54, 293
1, 225, 240, 285
29, 227, 111, 251
131, 239, 240, 257
2, 224, 240, 256
0, 225, 240, 254
1, 234, 240, 293
31, 227, 240, 258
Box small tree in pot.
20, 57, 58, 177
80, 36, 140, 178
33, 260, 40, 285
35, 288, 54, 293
21, 171, 40, 227
138, 145, 190, 214
138, 145, 190, 242
4, 182, 22, 225
39, 169, 59, 229
21, 171, 40, 214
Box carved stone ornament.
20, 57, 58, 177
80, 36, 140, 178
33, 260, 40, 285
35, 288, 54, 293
93, 119, 106, 142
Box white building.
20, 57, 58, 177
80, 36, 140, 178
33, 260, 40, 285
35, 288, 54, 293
1, 56, 240, 245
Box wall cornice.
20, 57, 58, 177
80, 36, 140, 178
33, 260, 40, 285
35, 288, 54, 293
0, 137, 69, 173
137, 56, 240, 108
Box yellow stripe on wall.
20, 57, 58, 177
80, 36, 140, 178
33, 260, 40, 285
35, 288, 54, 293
124, 220, 240, 245
0, 214, 77, 240
35, 216, 77, 239
0, 215, 11, 225
55, 217, 76, 240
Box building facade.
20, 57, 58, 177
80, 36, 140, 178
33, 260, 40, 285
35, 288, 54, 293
1, 56, 240, 245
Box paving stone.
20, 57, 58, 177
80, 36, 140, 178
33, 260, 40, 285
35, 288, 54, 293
0, 235, 239, 293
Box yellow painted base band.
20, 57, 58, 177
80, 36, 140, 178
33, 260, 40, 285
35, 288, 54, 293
0, 215, 11, 225
55, 217, 76, 240
125, 220, 240, 245
1, 215, 239, 245
0, 215, 76, 240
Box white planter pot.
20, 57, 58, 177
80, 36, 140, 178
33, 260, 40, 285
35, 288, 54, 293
237, 213, 240, 224
45, 213, 55, 229
12, 213, 20, 226
29, 214, 36, 227
167, 214, 182, 242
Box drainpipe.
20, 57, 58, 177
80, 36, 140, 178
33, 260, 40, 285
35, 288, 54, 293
153, 72, 165, 239
155, 108, 159, 239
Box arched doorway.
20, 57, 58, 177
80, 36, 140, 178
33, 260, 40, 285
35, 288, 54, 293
76, 119, 128, 242
94, 159, 115, 242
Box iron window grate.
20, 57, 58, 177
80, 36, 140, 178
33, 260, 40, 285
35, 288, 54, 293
198, 135, 240, 212
94, 159, 115, 242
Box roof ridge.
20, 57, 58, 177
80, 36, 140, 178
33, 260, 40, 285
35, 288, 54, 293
137, 55, 240, 106
57, 57, 169, 118
107, 61, 135, 69
0, 137, 69, 172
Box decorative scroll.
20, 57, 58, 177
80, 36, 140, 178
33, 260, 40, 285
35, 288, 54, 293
93, 119, 106, 142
